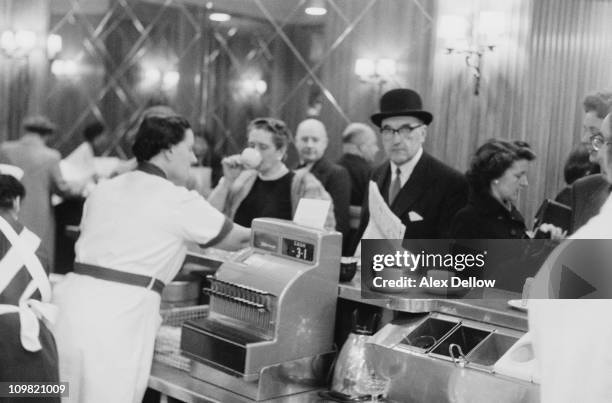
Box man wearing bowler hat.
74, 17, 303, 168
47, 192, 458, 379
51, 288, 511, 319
357, 88, 468, 242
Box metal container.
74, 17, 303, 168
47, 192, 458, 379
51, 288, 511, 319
161, 274, 201, 309
366, 313, 537, 402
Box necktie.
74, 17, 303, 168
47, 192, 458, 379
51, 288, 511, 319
389, 167, 402, 204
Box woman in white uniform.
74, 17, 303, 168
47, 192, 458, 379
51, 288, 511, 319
529, 113, 612, 403
53, 115, 250, 403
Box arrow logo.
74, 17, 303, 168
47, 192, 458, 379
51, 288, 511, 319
558, 264, 597, 298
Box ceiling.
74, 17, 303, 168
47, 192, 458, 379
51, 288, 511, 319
50, 0, 326, 25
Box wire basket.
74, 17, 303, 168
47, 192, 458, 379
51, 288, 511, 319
154, 305, 209, 372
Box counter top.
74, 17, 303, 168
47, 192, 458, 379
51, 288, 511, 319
149, 363, 327, 403
338, 274, 528, 332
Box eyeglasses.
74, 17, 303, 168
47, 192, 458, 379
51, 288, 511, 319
590, 133, 612, 151
380, 123, 424, 139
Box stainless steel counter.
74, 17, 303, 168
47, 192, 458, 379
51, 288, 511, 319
337, 274, 528, 332
149, 363, 327, 403
151, 255, 530, 402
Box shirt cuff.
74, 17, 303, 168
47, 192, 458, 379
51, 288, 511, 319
200, 216, 234, 248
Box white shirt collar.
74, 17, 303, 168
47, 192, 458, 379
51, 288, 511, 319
390, 147, 423, 187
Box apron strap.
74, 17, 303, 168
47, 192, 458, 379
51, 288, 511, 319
74, 262, 165, 295
0, 216, 51, 302
0, 300, 58, 352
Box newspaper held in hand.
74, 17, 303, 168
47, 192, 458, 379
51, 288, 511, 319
354, 181, 406, 256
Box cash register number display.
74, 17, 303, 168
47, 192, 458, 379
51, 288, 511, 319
253, 231, 315, 263
282, 238, 314, 262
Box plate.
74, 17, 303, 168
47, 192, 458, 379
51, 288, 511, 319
508, 299, 529, 312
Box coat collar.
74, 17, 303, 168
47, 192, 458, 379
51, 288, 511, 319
339, 153, 369, 166
137, 162, 167, 179
469, 191, 525, 224
309, 157, 333, 176
19, 134, 46, 147
376, 151, 431, 218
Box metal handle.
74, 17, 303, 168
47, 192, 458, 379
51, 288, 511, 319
202, 288, 267, 311
449, 343, 468, 367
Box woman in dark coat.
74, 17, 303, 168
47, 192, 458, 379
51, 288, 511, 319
451, 140, 537, 239
450, 140, 563, 291
0, 167, 60, 403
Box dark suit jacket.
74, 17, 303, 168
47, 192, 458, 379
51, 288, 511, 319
337, 153, 372, 206
309, 157, 351, 254
357, 152, 468, 243
555, 174, 610, 234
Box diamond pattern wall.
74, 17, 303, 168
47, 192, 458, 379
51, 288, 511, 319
44, 0, 434, 162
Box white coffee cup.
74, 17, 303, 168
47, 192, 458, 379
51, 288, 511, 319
240, 148, 262, 169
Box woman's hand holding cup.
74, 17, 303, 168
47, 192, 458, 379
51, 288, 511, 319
221, 148, 262, 184
221, 154, 244, 184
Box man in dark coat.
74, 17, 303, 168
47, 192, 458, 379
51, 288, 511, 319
337, 123, 379, 253
357, 88, 468, 243
337, 123, 379, 207
296, 118, 351, 255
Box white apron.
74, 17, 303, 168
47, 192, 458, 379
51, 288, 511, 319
51, 167, 229, 402
0, 215, 57, 351
53, 273, 162, 403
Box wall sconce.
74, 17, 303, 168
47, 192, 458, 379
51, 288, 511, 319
355, 58, 396, 82
51, 59, 78, 76
141, 67, 180, 90
1, 30, 35, 57
0, 29, 63, 60
47, 34, 63, 60
439, 11, 506, 95
162, 71, 180, 90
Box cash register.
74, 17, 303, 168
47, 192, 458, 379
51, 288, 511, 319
180, 218, 341, 401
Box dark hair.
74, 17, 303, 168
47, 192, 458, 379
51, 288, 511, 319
247, 117, 292, 150
467, 139, 536, 195
583, 91, 612, 119
83, 121, 105, 143
132, 116, 191, 163
0, 174, 25, 210
563, 144, 600, 185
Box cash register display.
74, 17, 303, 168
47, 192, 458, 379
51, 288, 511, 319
282, 238, 315, 262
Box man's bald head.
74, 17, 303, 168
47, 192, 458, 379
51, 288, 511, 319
342, 123, 379, 162
295, 118, 328, 164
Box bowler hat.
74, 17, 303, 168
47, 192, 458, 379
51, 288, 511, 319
23, 115, 56, 135
370, 88, 433, 127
